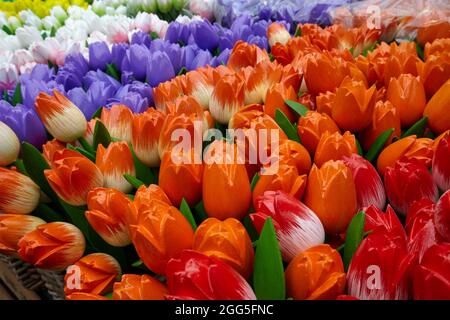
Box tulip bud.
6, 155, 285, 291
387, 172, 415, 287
252, 191, 325, 262
0, 63, 18, 92
297, 111, 340, 155
42, 139, 66, 164
0, 214, 46, 257
133, 184, 172, 216
363, 205, 406, 240
377, 136, 434, 176
424, 79, 450, 134
210, 73, 245, 124
86, 188, 133, 247
203, 140, 251, 220
96, 142, 135, 193
433, 131, 450, 192
360, 100, 401, 151
113, 274, 168, 300
332, 77, 377, 132
435, 191, 450, 242
272, 139, 311, 175
419, 53, 450, 99
267, 22, 291, 48
384, 160, 439, 216
130, 201, 194, 275
132, 108, 164, 167
227, 41, 270, 72
166, 250, 256, 300
342, 154, 386, 210
35, 90, 87, 143
18, 222, 86, 270
184, 67, 215, 109
242, 61, 283, 104
347, 232, 415, 300
314, 131, 357, 168
153, 80, 184, 113
387, 74, 426, 127
413, 243, 450, 300
264, 82, 297, 123
64, 253, 121, 295
315, 91, 335, 117
285, 245, 345, 300
100, 105, 133, 143
159, 147, 203, 207
0, 168, 40, 215
0, 121, 20, 166
45, 149, 103, 206
304, 161, 357, 234
193, 218, 254, 278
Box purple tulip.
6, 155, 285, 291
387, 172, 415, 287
21, 78, 64, 108
83, 70, 121, 92
165, 22, 190, 45
55, 53, 89, 90
128, 81, 153, 105
211, 48, 231, 67
89, 42, 112, 71
0, 101, 47, 149
259, 6, 272, 20
21, 64, 55, 83
165, 43, 183, 74
248, 35, 268, 50
67, 87, 97, 119
121, 44, 150, 81
146, 51, 175, 87
111, 43, 129, 72
251, 20, 269, 37
192, 20, 219, 51
187, 50, 212, 71
131, 31, 151, 47
114, 92, 148, 113
149, 39, 170, 53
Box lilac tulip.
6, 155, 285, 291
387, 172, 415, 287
211, 48, 231, 67
192, 20, 219, 51
146, 51, 175, 87
165, 43, 183, 74
83, 70, 121, 92
187, 50, 212, 71
248, 35, 268, 50
111, 43, 129, 72
121, 44, 150, 81
165, 22, 190, 45
128, 81, 154, 105
131, 31, 152, 47
67, 87, 97, 119
21, 78, 64, 108
89, 42, 112, 71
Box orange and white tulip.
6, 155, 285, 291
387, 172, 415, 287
267, 22, 291, 48
100, 105, 134, 143
209, 73, 245, 124
0, 121, 20, 166
0, 168, 40, 214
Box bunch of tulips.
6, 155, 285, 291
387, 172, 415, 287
0, 1, 450, 301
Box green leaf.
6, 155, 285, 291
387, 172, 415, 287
194, 201, 208, 224
349, 47, 355, 55
123, 174, 145, 189
67, 144, 96, 162
355, 138, 364, 156
294, 27, 302, 37
2, 25, 13, 35
179, 198, 197, 230
13, 159, 28, 175
21, 142, 57, 200
250, 172, 260, 191
106, 63, 120, 81
12, 83, 22, 106
285, 100, 308, 117
34, 203, 65, 222
2, 90, 9, 102
92, 120, 111, 150
150, 31, 159, 40
253, 218, 285, 300
402, 117, 428, 138
416, 43, 425, 60
343, 211, 366, 271
132, 259, 143, 268
243, 215, 259, 242
129, 144, 156, 185
91, 106, 103, 120
275, 109, 301, 143
103, 292, 113, 299
365, 128, 395, 163
177, 67, 187, 76
50, 26, 56, 37
78, 137, 96, 154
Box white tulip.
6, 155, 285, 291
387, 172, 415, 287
0, 63, 18, 91
16, 26, 43, 48
51, 6, 68, 23
0, 121, 20, 166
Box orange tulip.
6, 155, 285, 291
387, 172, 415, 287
82, 119, 96, 145
383, 52, 420, 86
281, 64, 302, 94
113, 274, 168, 300
0, 168, 40, 214
132, 108, 165, 167
252, 164, 307, 208
417, 21, 450, 47
184, 67, 214, 110
152, 80, 184, 112
304, 160, 357, 234
267, 22, 291, 48
65, 292, 108, 300
86, 188, 133, 247
271, 42, 292, 66
418, 53, 450, 99
424, 79, 450, 134
360, 100, 401, 151
210, 73, 245, 124
133, 184, 172, 216
64, 253, 121, 295
0, 214, 45, 257
331, 77, 377, 131
316, 91, 335, 116
96, 142, 135, 193
193, 218, 254, 278
424, 38, 450, 60
303, 52, 348, 95
45, 149, 103, 206
377, 136, 434, 175
18, 222, 86, 270
386, 74, 427, 127
42, 139, 66, 164
100, 105, 134, 143
297, 111, 340, 155
285, 244, 346, 300
271, 139, 311, 175
203, 140, 251, 220
314, 131, 357, 168
241, 60, 283, 104
264, 82, 298, 123
227, 40, 270, 72
159, 147, 203, 207
35, 90, 87, 142
129, 201, 194, 275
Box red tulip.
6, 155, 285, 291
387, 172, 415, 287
384, 160, 439, 216
363, 205, 406, 241
342, 154, 386, 210
413, 243, 450, 300
347, 232, 415, 300
435, 191, 450, 242
251, 190, 325, 262
432, 131, 450, 192
165, 250, 256, 300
